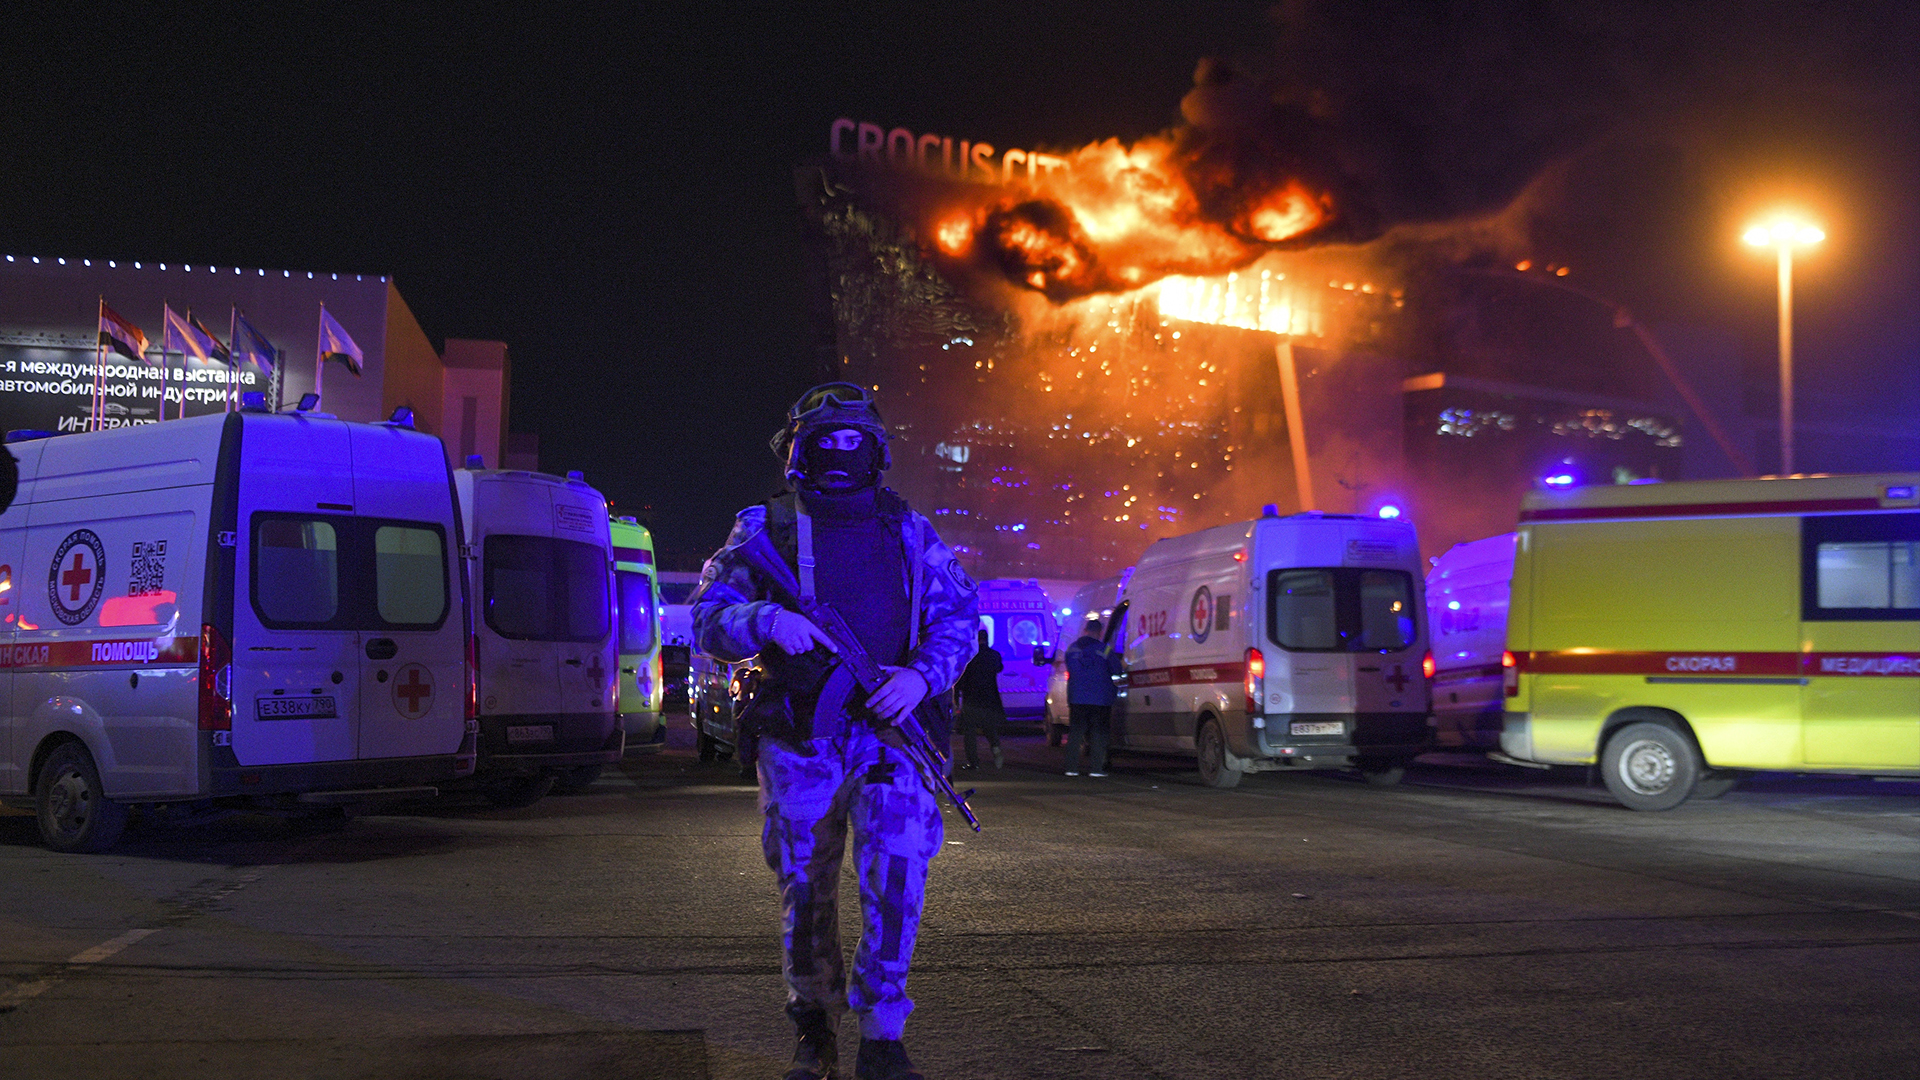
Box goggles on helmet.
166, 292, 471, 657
771, 382, 890, 474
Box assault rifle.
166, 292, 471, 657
732, 528, 982, 832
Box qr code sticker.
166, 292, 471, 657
129, 540, 168, 596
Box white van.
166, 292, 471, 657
976, 578, 1057, 725
454, 467, 621, 806
1113, 508, 1433, 787
1425, 533, 1517, 751
0, 410, 476, 852
1041, 573, 1129, 744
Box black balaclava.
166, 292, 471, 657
798, 427, 882, 494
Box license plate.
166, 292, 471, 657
507, 724, 555, 743
256, 695, 338, 720
1290, 721, 1343, 736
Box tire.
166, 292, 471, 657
1692, 773, 1738, 800
1600, 721, 1701, 811
550, 764, 603, 794
696, 729, 718, 763
1357, 758, 1407, 787
1195, 718, 1243, 789
36, 742, 128, 853
480, 772, 555, 809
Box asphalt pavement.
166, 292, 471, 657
2, 718, 1917, 1080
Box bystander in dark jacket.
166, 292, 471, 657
954, 628, 1005, 770
1063, 617, 1122, 776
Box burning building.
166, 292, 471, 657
798, 71, 1692, 576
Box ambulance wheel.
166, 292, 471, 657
550, 765, 603, 794
1601, 722, 1699, 811
480, 772, 555, 809
697, 729, 719, 763
1357, 758, 1406, 787
1196, 718, 1243, 789
36, 742, 128, 853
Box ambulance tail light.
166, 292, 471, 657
198, 622, 232, 731
1503, 650, 1519, 697
1422, 650, 1435, 681
466, 633, 480, 719
651, 650, 664, 709
1244, 647, 1265, 716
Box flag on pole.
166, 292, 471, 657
318, 308, 363, 375
163, 305, 229, 366
233, 311, 277, 372
98, 303, 150, 363
190, 311, 232, 365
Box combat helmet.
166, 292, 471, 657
771, 381, 892, 484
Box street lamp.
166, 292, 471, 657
1743, 215, 1824, 475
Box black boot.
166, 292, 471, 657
784, 1006, 838, 1080
854, 1038, 923, 1080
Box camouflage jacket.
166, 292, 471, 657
692, 492, 980, 735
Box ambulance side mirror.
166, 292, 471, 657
1031, 644, 1053, 665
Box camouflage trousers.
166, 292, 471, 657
758, 722, 944, 1040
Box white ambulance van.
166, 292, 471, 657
1425, 533, 1517, 751
0, 409, 475, 852
453, 467, 621, 806
976, 578, 1057, 725
1114, 508, 1433, 787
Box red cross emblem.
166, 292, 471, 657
1386, 664, 1410, 693
393, 663, 434, 718
585, 652, 606, 687
61, 552, 93, 601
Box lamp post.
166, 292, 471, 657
1743, 216, 1824, 475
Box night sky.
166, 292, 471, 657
2, 2, 1913, 567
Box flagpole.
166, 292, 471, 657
315, 302, 325, 408
159, 302, 171, 424
93, 296, 106, 431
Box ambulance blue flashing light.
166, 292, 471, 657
1889, 485, 1917, 499
465, 454, 485, 469
296, 393, 320, 412
566, 470, 585, 482
386, 405, 415, 429
1377, 504, 1402, 520
1543, 473, 1578, 489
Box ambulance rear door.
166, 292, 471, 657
231, 417, 362, 767
472, 476, 564, 728
349, 423, 463, 761
1798, 510, 1920, 769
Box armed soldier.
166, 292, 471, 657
691, 382, 979, 1080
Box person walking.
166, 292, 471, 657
1063, 615, 1122, 777
692, 382, 978, 1080
954, 627, 1005, 771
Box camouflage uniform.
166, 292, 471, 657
693, 501, 978, 1040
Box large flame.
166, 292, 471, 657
945, 131, 1340, 302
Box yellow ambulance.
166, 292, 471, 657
1502, 472, 1919, 809
611, 517, 665, 756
